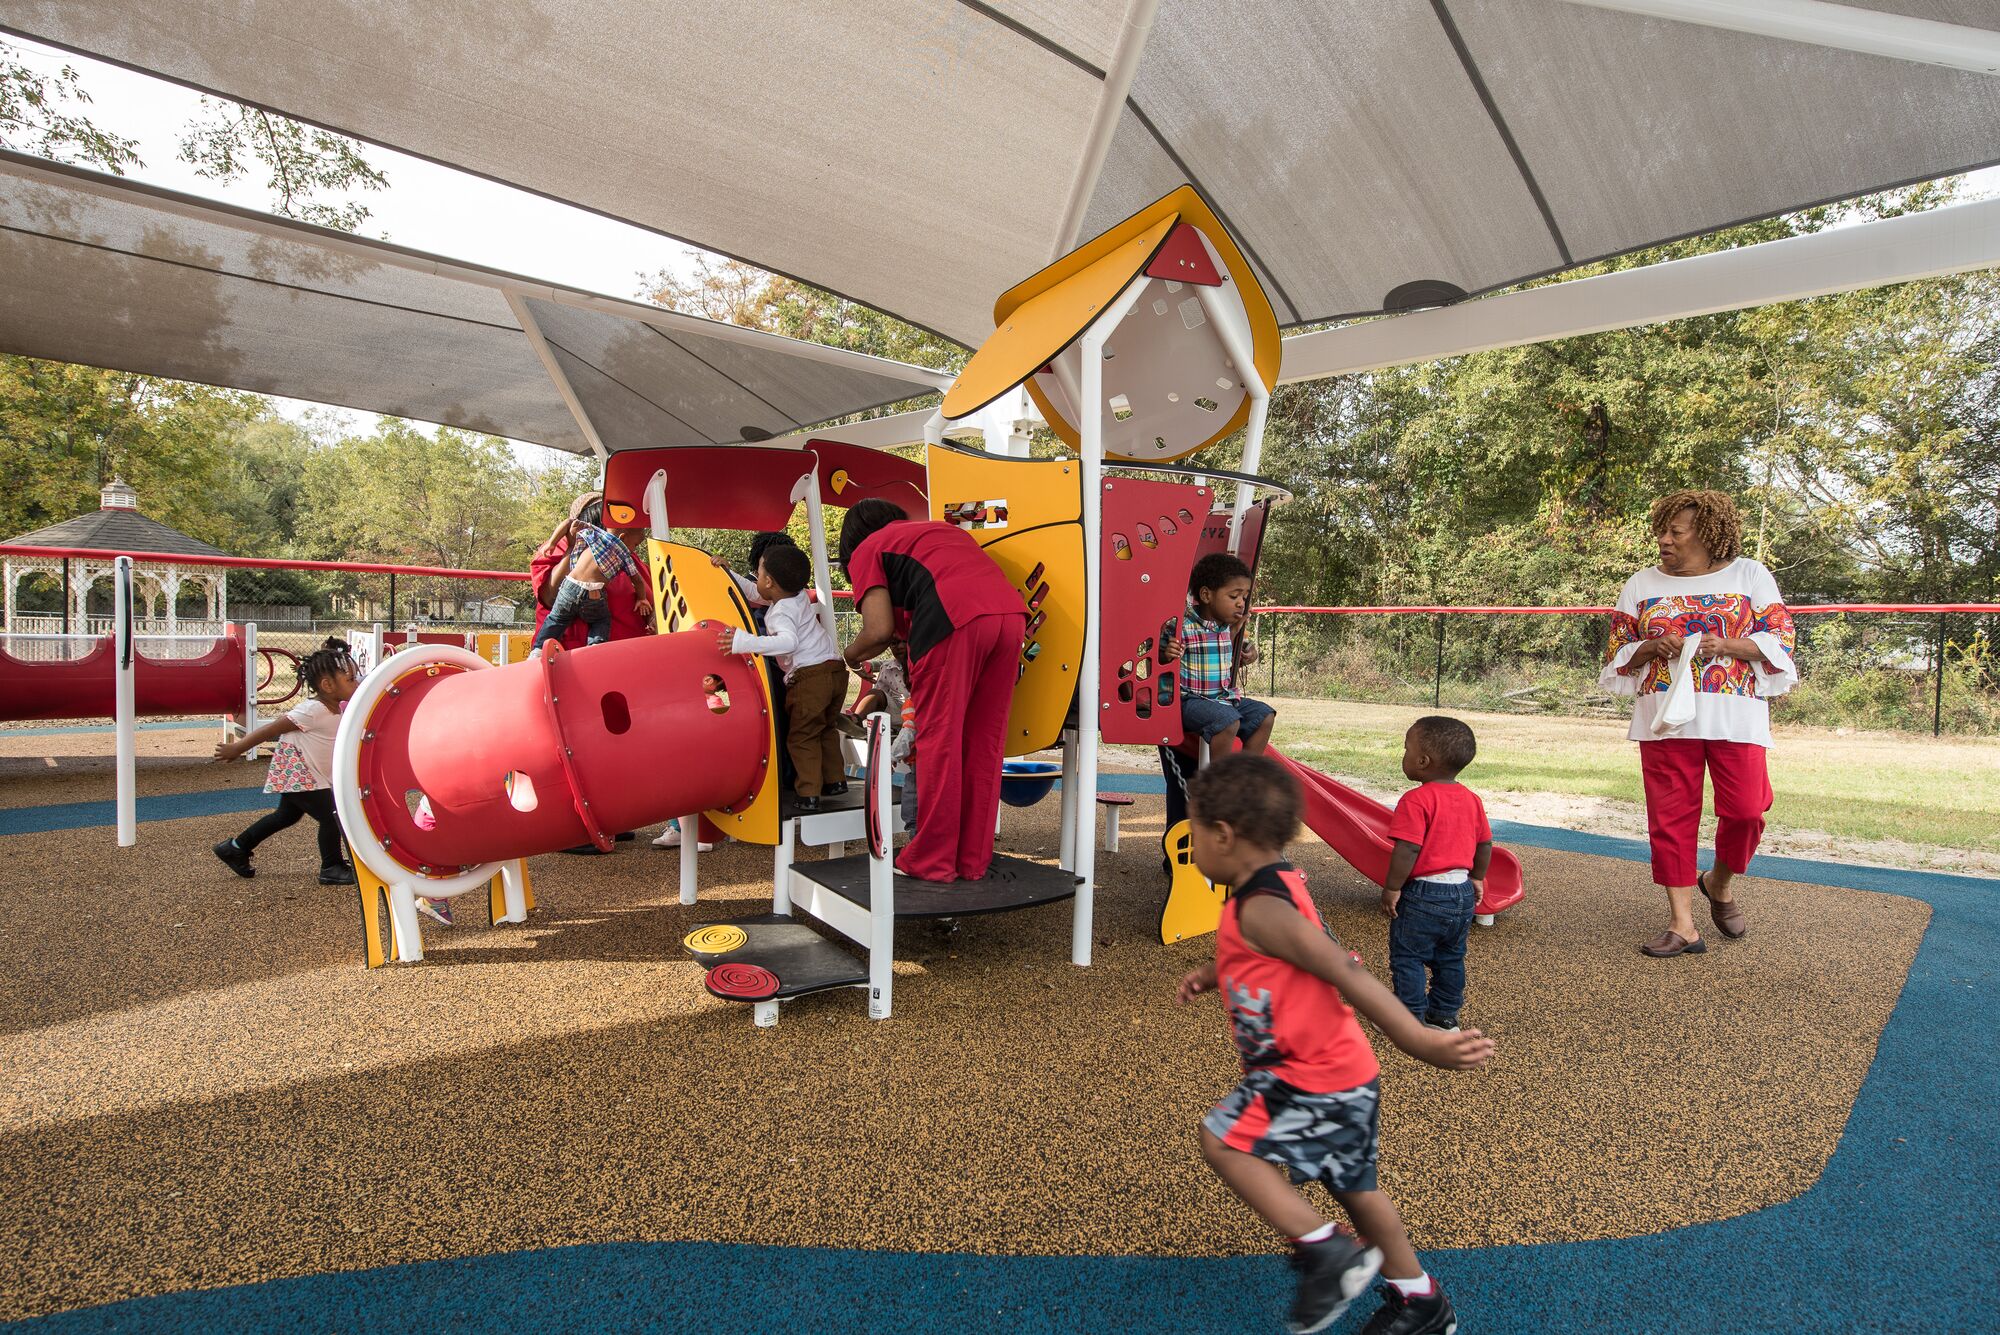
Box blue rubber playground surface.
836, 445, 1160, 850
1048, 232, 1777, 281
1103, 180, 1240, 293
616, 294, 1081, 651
2, 783, 1992, 1333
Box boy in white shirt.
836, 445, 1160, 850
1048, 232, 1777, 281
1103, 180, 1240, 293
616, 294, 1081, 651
715, 544, 849, 811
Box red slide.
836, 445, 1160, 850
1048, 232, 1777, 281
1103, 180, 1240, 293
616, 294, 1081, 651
1267, 746, 1524, 918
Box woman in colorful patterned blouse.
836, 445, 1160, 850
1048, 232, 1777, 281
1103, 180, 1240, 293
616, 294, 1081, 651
1601, 490, 1798, 958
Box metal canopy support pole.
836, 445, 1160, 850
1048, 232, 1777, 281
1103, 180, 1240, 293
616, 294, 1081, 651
1073, 277, 1152, 967
113, 555, 136, 848
1279, 195, 2000, 385
1556, 0, 2000, 77
1934, 613, 1947, 737
505, 290, 612, 462
1050, 0, 1162, 257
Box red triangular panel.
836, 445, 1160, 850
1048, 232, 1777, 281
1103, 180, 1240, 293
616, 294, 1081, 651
1142, 224, 1223, 286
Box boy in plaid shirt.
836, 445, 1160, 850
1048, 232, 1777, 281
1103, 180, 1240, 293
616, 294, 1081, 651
531, 500, 652, 649
1161, 552, 1274, 755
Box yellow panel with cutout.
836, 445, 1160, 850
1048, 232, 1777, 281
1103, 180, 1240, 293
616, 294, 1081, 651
1160, 819, 1231, 945
925, 445, 1083, 755
472, 631, 534, 666
650, 538, 780, 846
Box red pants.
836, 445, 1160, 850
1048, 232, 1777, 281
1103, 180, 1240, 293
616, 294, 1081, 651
1639, 739, 1773, 887
900, 612, 1025, 882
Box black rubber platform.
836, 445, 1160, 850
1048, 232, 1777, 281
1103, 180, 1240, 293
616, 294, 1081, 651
778, 787, 866, 820
684, 914, 866, 1000
792, 854, 1080, 919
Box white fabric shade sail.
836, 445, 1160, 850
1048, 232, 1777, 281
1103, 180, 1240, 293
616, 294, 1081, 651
0, 150, 949, 454
3, 0, 1996, 347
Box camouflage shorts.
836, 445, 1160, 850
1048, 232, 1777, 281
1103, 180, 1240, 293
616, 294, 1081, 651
1204, 1071, 1380, 1193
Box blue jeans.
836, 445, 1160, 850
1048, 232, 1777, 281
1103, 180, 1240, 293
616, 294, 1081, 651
1388, 877, 1476, 1024
1182, 693, 1275, 743
532, 578, 611, 649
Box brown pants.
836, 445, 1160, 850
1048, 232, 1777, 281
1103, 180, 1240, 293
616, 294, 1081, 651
784, 660, 850, 796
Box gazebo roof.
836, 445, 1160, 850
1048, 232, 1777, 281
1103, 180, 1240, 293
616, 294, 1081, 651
2, 481, 228, 559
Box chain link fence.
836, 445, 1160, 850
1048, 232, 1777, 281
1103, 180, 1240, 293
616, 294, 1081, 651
1251, 606, 2000, 737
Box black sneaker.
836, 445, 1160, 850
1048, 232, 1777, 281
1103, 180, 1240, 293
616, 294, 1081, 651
213, 839, 255, 878
318, 864, 358, 886
1359, 1282, 1458, 1335
1287, 1236, 1382, 1334
1423, 1015, 1461, 1032
825, 782, 849, 796
793, 795, 821, 813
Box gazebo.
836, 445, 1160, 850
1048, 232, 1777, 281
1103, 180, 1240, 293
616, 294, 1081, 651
1, 479, 230, 648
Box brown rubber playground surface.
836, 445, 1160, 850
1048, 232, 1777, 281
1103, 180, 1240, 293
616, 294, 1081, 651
0, 727, 1929, 1322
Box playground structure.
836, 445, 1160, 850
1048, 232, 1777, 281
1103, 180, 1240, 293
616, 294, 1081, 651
0, 556, 294, 846
329, 186, 1529, 1021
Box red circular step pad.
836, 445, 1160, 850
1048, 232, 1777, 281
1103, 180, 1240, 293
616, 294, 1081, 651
705, 961, 781, 1002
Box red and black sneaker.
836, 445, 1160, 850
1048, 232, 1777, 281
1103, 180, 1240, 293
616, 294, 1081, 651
1359, 1282, 1458, 1335
1287, 1236, 1382, 1334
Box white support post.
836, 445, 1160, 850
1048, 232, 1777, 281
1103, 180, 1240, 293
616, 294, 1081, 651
773, 818, 796, 915
1103, 804, 1122, 853
235, 620, 258, 748
113, 555, 136, 848
922, 409, 945, 449
1555, 0, 2000, 77
679, 812, 700, 906
799, 470, 838, 640
387, 882, 426, 963
644, 469, 671, 541
1058, 728, 1079, 872
498, 859, 530, 923
867, 711, 895, 1020
1072, 276, 1152, 967
1195, 281, 1272, 552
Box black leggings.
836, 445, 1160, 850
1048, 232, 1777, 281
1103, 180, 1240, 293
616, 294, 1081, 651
237, 789, 346, 870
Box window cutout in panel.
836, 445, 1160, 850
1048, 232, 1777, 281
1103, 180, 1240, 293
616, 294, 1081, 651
504, 771, 539, 812
601, 691, 632, 734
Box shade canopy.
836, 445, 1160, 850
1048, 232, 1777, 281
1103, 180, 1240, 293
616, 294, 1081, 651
6, 1, 1995, 347
0, 151, 949, 454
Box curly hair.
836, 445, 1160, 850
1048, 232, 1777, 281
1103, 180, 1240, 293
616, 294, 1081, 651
1186, 753, 1301, 850
297, 637, 355, 698
1649, 489, 1743, 562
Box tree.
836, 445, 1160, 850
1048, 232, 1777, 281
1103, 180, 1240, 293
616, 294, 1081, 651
639, 253, 967, 382
0, 356, 261, 546
295, 422, 534, 571
178, 97, 387, 230
0, 42, 138, 172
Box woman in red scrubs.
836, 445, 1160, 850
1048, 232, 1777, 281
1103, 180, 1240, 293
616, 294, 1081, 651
839, 499, 1026, 883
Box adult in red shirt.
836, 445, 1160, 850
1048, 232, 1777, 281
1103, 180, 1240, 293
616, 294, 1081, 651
530, 496, 653, 646
838, 499, 1026, 883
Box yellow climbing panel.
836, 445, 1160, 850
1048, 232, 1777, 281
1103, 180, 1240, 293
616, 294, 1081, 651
925, 445, 1084, 756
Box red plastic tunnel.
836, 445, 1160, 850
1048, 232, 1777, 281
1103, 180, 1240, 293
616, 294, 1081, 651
349, 628, 770, 875
0, 632, 246, 723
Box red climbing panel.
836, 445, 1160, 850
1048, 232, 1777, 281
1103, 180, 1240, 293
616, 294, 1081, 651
1099, 475, 1212, 745
602, 446, 817, 532
1192, 498, 1271, 575
805, 439, 928, 516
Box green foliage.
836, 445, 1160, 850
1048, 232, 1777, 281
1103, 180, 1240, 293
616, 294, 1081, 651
0, 356, 263, 546
296, 422, 537, 570
177, 97, 388, 230
0, 41, 139, 172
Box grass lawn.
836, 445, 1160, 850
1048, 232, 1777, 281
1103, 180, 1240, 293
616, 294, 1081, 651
1229, 698, 2000, 859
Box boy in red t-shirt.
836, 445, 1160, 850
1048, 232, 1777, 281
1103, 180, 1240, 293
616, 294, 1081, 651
1178, 754, 1493, 1335
1383, 716, 1493, 1033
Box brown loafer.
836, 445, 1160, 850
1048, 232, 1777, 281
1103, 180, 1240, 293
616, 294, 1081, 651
1698, 873, 1747, 939
1640, 930, 1707, 957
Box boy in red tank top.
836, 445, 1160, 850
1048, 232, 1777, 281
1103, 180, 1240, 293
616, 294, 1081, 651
1178, 754, 1494, 1335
